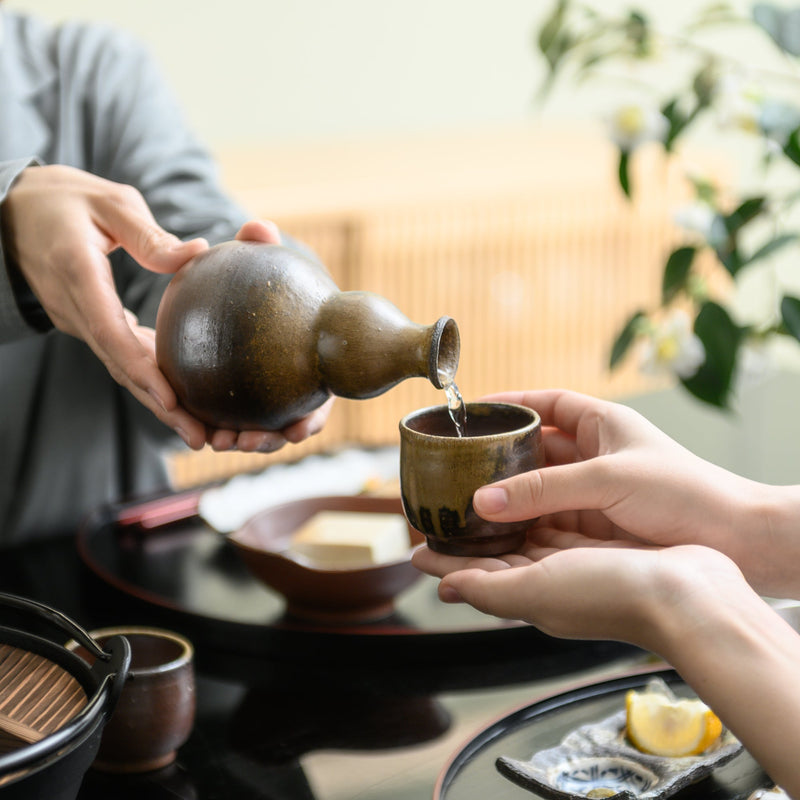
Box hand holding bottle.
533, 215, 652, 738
2, 167, 331, 452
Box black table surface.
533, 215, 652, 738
1, 533, 765, 800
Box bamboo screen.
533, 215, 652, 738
167, 128, 714, 488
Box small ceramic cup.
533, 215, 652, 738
399, 402, 545, 557
68, 626, 195, 773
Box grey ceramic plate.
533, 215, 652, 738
435, 667, 771, 800
497, 677, 742, 799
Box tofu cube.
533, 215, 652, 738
289, 511, 410, 567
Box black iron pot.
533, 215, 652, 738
0, 592, 130, 799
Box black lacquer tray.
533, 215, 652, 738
77, 490, 635, 676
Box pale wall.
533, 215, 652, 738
4, 0, 769, 150
5, 0, 545, 148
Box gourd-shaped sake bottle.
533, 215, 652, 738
155, 241, 460, 430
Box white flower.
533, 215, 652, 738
639, 310, 705, 379
672, 203, 728, 248
713, 73, 763, 133
608, 103, 669, 151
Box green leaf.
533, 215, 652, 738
661, 96, 705, 152
743, 233, 798, 267
578, 49, 611, 74
537, 0, 570, 70
680, 301, 743, 408
687, 3, 740, 30
783, 127, 800, 168
609, 310, 646, 369
723, 197, 766, 234
716, 232, 797, 276
714, 198, 768, 276
662, 246, 696, 303
692, 63, 717, 108
618, 150, 632, 198
780, 295, 800, 342
714, 242, 743, 277
625, 10, 650, 55
660, 98, 685, 151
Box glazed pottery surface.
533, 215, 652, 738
399, 402, 544, 556
69, 627, 195, 774
156, 241, 459, 430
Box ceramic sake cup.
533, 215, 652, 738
68, 627, 195, 773
399, 402, 544, 557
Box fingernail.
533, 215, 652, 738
256, 436, 282, 453
174, 427, 192, 447
440, 584, 463, 604
474, 486, 508, 514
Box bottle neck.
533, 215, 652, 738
428, 316, 460, 389
316, 293, 460, 399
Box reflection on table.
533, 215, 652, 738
1, 535, 640, 800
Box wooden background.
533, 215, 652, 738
167, 125, 711, 488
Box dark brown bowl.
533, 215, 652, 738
228, 496, 424, 624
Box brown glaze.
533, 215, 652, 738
399, 402, 545, 556
155, 241, 460, 430
228, 495, 425, 624
68, 628, 195, 774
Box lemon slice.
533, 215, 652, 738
626, 689, 723, 756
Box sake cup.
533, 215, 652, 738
68, 626, 195, 773
399, 402, 544, 557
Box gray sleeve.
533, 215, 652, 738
82, 28, 249, 242
0, 157, 41, 342
57, 23, 252, 324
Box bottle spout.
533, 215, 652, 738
428, 316, 460, 389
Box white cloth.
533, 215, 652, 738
199, 446, 400, 532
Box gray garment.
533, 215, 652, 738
0, 10, 249, 543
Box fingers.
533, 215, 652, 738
123, 225, 208, 274
236, 430, 288, 453
206, 396, 335, 452
235, 219, 282, 244
207, 427, 287, 453
92, 182, 208, 274
412, 546, 516, 579
473, 457, 617, 523
4, 165, 215, 449
541, 428, 580, 466
138, 235, 208, 274
89, 300, 209, 449
527, 526, 652, 552
478, 389, 599, 433
208, 430, 238, 451
439, 565, 538, 618
281, 397, 335, 443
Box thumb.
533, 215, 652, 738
98, 199, 208, 274
126, 225, 208, 274
441, 565, 539, 622
473, 458, 615, 521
